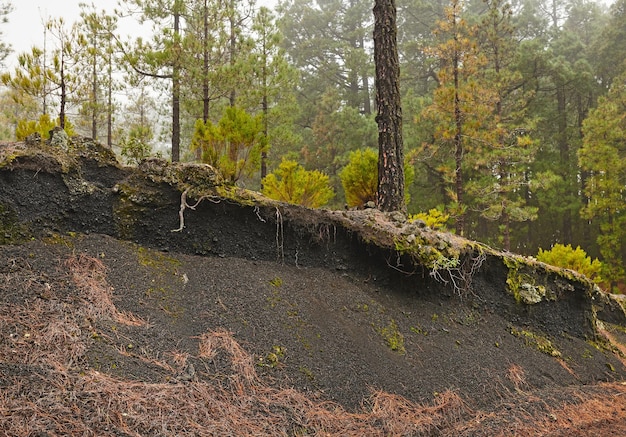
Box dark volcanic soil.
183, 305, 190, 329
2, 139, 626, 435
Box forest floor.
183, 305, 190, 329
2, 139, 626, 435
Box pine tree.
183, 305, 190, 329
464, 0, 543, 250
75, 5, 120, 144
119, 0, 185, 161
249, 7, 299, 179
2, 17, 84, 134
278, 0, 374, 117
421, 0, 482, 233
579, 70, 626, 290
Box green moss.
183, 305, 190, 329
0, 202, 30, 245
42, 232, 77, 248
357, 303, 370, 312
0, 152, 19, 169
266, 289, 282, 308
410, 325, 429, 336
503, 257, 556, 305
137, 246, 181, 271
113, 180, 172, 239
216, 185, 257, 206
299, 365, 315, 381
113, 195, 144, 240
393, 235, 449, 271
376, 319, 406, 354
132, 244, 184, 319
510, 326, 561, 357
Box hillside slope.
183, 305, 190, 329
2, 136, 626, 435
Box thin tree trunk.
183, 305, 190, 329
373, 0, 404, 212
453, 33, 464, 235
171, 7, 181, 162
107, 49, 113, 146
91, 34, 98, 140
362, 70, 371, 115
229, 0, 236, 107
556, 85, 571, 242
202, 0, 210, 122
197, 0, 210, 161
60, 53, 66, 129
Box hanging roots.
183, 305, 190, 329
275, 207, 284, 264
172, 188, 221, 232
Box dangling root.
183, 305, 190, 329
172, 188, 221, 232
275, 207, 284, 264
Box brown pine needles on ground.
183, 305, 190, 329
2, 253, 626, 435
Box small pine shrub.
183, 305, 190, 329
190, 106, 266, 183
262, 159, 334, 208
16, 114, 75, 141
340, 148, 378, 208
536, 243, 603, 283
409, 208, 450, 231
120, 125, 153, 165
340, 148, 415, 208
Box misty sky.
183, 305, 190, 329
2, 0, 277, 70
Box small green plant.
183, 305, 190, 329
299, 366, 315, 381
410, 325, 429, 336
340, 148, 414, 208
377, 319, 406, 354
409, 208, 450, 231
339, 148, 378, 208
356, 303, 369, 312
15, 113, 75, 141
257, 345, 285, 368
537, 243, 603, 283
269, 276, 283, 287
191, 106, 266, 183
262, 158, 335, 208
120, 125, 153, 165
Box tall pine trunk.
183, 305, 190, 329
171, 7, 181, 162
373, 0, 404, 212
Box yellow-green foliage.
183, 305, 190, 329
340, 148, 378, 208
262, 158, 334, 208
257, 345, 285, 368
409, 208, 450, 230
340, 148, 415, 208
537, 243, 603, 283
377, 319, 406, 354
190, 106, 266, 183
16, 113, 75, 141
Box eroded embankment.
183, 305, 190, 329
2, 138, 626, 414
